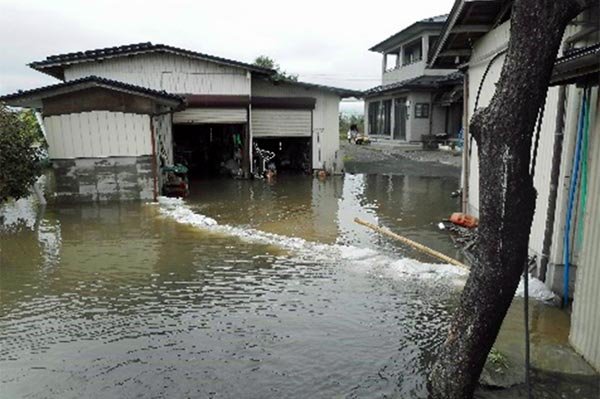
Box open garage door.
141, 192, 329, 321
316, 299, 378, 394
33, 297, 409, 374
174, 108, 247, 124
252, 109, 312, 138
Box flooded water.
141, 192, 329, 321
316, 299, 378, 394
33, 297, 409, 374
0, 173, 597, 398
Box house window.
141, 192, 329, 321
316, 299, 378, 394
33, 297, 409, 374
403, 38, 423, 65
415, 103, 430, 118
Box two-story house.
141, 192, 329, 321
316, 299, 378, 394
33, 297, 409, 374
1, 43, 359, 202
364, 15, 463, 142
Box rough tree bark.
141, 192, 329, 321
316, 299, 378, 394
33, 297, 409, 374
428, 0, 592, 398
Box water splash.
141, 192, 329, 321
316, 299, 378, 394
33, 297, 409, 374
156, 196, 468, 286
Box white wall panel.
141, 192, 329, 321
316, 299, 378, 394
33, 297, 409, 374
570, 87, 600, 372
44, 111, 151, 159
64, 52, 251, 95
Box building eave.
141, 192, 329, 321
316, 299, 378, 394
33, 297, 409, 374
364, 72, 463, 97
428, 0, 512, 69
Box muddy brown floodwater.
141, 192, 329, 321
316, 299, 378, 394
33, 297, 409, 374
0, 157, 598, 398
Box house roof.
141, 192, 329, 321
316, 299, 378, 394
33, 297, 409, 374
0, 75, 184, 109
369, 14, 448, 53
29, 42, 276, 80
364, 72, 463, 96
428, 0, 512, 69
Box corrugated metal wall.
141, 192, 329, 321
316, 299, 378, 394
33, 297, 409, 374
570, 87, 600, 372
44, 111, 151, 158
64, 52, 251, 95
172, 108, 247, 124
252, 109, 311, 137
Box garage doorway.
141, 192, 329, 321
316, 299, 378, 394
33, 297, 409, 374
173, 123, 247, 178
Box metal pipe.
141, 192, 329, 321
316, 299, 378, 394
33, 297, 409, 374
562, 89, 588, 306
539, 85, 567, 281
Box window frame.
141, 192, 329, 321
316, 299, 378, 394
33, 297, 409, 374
414, 103, 430, 119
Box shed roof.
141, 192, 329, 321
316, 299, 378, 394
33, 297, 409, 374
0, 75, 184, 109
369, 15, 448, 53
280, 80, 363, 98
254, 76, 362, 98
29, 42, 276, 80
364, 72, 463, 97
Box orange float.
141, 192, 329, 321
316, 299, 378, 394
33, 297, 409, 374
449, 212, 479, 228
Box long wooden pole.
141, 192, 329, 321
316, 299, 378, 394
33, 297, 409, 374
354, 217, 469, 271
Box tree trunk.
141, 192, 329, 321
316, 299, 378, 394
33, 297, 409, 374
428, 0, 590, 398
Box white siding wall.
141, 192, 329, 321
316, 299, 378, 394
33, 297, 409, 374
44, 111, 151, 159
465, 20, 511, 218
465, 19, 559, 262
251, 79, 341, 173
570, 88, 600, 372
64, 53, 251, 95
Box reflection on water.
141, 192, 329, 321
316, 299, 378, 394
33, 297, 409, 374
0, 174, 597, 398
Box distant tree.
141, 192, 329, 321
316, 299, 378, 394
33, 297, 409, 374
0, 105, 45, 202
254, 55, 299, 82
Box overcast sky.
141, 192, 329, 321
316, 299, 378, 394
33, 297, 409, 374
0, 0, 453, 98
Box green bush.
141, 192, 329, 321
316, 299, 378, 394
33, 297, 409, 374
0, 105, 45, 202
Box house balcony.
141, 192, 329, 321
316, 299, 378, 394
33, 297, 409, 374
383, 60, 452, 85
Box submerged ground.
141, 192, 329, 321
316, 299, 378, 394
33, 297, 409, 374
0, 143, 597, 398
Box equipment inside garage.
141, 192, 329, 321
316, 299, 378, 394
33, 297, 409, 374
173, 124, 245, 178
253, 137, 311, 174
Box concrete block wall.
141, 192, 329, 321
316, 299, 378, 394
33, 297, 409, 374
48, 156, 154, 203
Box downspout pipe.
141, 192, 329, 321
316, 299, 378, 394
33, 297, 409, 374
461, 70, 469, 213
538, 85, 567, 281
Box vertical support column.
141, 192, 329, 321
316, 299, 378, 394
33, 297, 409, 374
242, 105, 251, 179
149, 115, 158, 202
390, 98, 395, 139
381, 53, 387, 76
